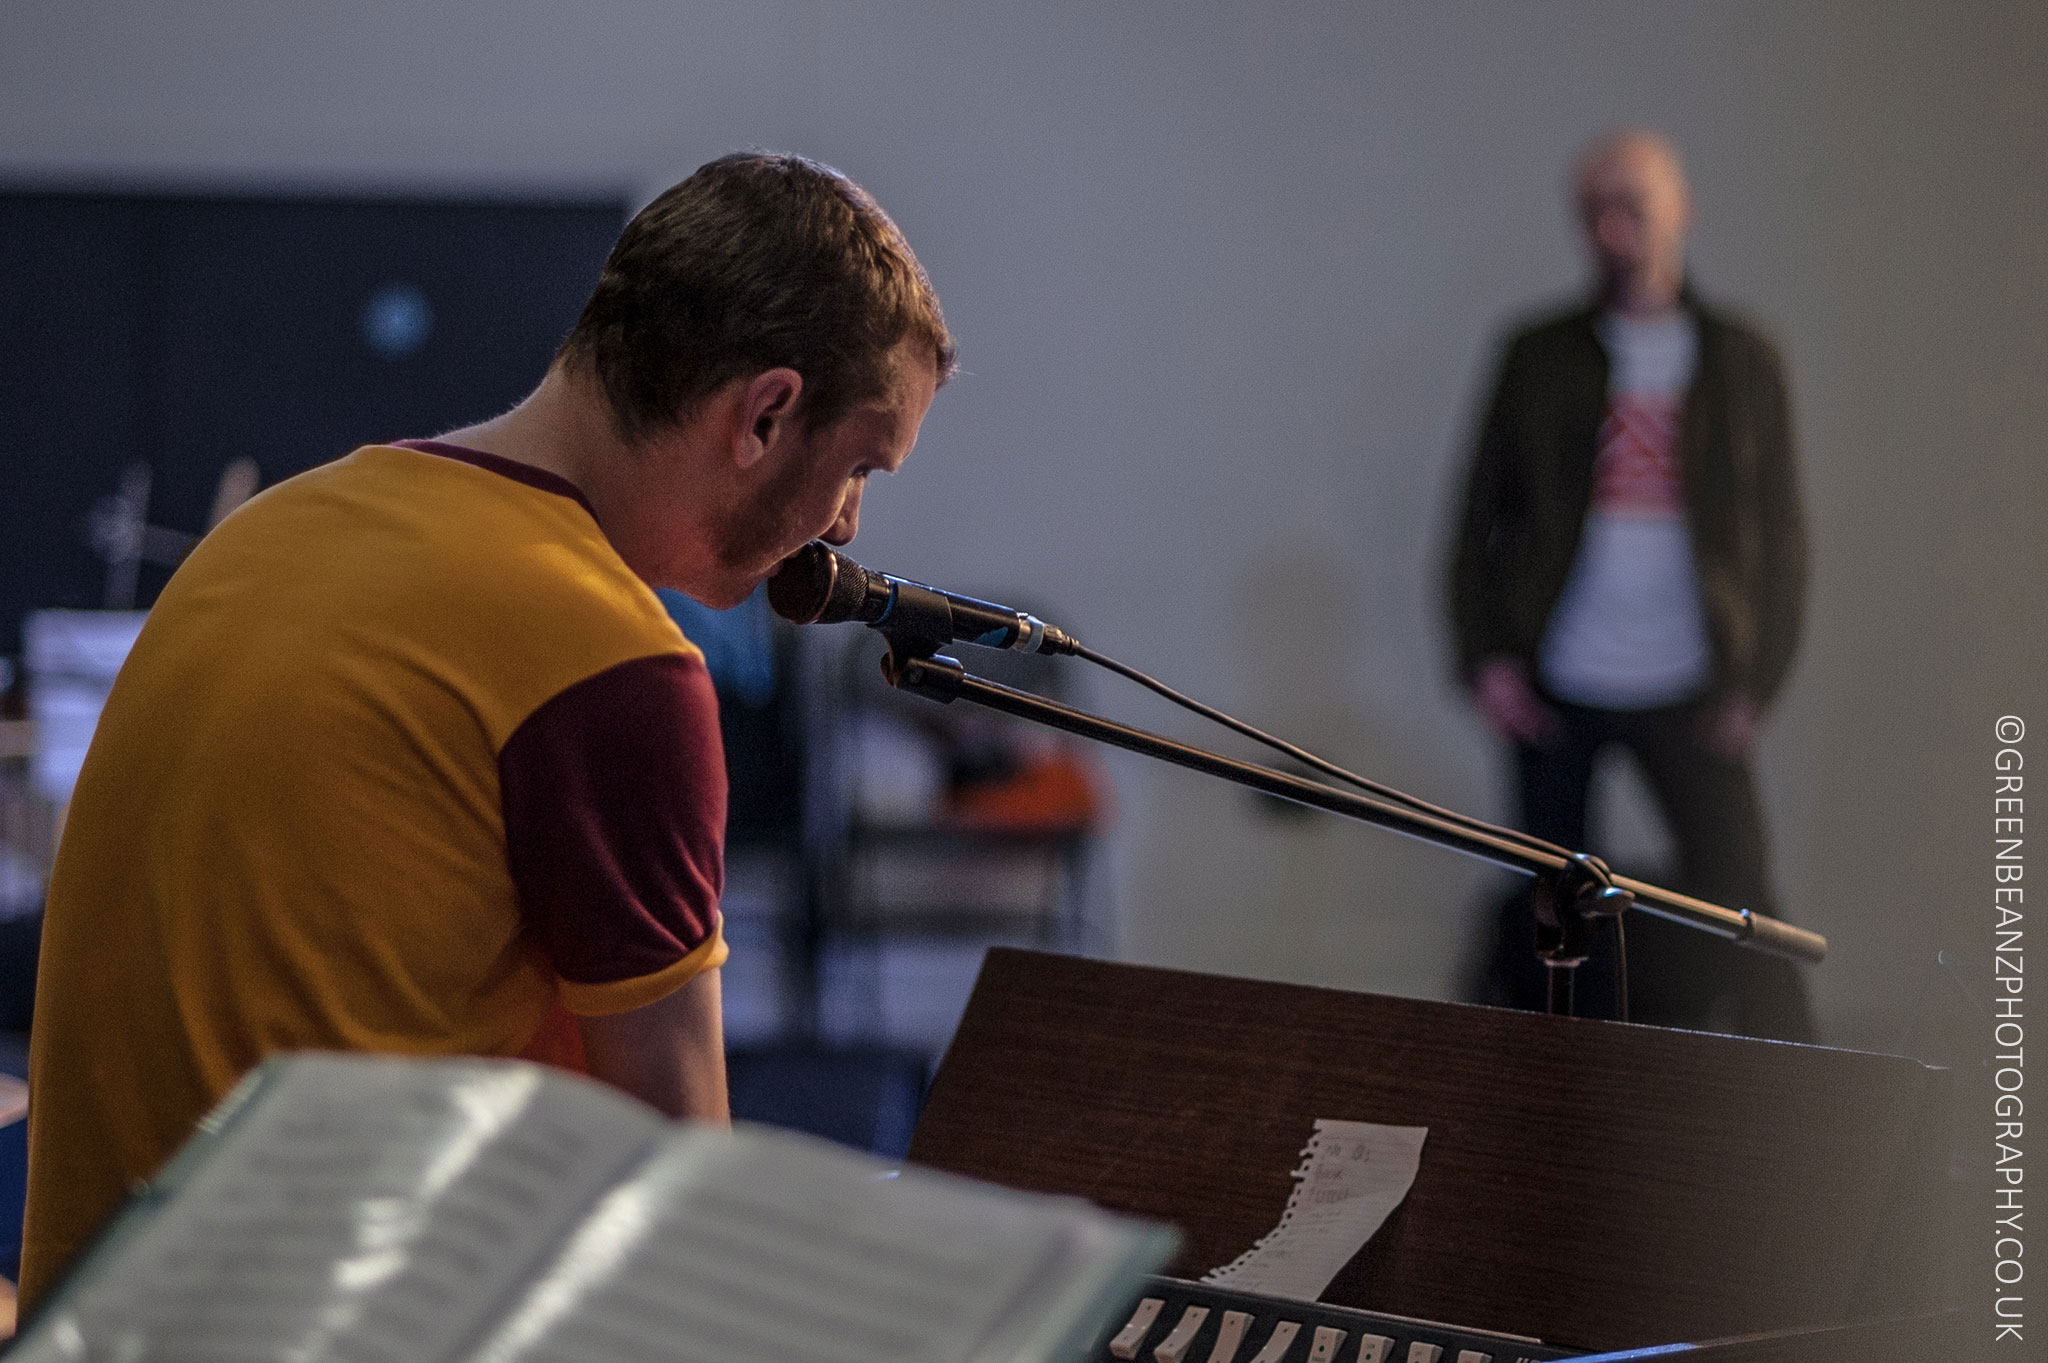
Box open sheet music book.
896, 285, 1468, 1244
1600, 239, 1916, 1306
14, 1054, 1177, 1363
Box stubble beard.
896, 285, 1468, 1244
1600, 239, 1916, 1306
709, 437, 824, 585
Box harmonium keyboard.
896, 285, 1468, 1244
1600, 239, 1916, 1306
909, 951, 1958, 1363
1094, 1279, 1576, 1363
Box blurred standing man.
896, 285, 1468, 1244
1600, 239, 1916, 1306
22, 152, 952, 1304
1448, 130, 1812, 1039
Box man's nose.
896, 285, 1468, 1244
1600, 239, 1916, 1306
822, 483, 864, 545
1594, 208, 1638, 253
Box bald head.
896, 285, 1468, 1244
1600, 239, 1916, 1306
1574, 129, 1692, 315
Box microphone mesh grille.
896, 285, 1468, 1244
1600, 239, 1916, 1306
766, 543, 835, 623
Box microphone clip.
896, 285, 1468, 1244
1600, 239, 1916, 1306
873, 580, 966, 697
1531, 852, 1635, 1019
880, 647, 966, 702
871, 579, 960, 663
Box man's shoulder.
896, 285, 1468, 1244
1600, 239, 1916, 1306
1502, 298, 1599, 342
230, 446, 661, 625
1490, 299, 1602, 366
191, 444, 694, 736
429, 508, 694, 718
1474, 301, 1602, 396
1686, 292, 1790, 374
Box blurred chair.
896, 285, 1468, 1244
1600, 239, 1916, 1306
796, 625, 1109, 1055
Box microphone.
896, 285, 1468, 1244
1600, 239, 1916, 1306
766, 541, 1078, 655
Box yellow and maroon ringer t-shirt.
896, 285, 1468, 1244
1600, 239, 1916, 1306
20, 440, 728, 1304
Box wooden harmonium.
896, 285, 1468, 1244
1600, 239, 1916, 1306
910, 949, 1955, 1363
1084, 1276, 1957, 1363
1095, 1277, 1574, 1363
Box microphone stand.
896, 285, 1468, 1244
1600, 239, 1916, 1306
867, 629, 1825, 1020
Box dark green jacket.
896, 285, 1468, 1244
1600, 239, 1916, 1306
1448, 290, 1808, 708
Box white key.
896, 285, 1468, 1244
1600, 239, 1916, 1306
1405, 1344, 1443, 1363
1247, 1320, 1301, 1363
1305, 1325, 1347, 1363
1354, 1336, 1395, 1363
1455, 1352, 1492, 1363
1205, 1309, 1255, 1363
1110, 1298, 1166, 1360
1155, 1305, 1212, 1363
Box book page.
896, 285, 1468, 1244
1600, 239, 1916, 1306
457, 1123, 1174, 1363
1202, 1118, 1428, 1302
18, 1055, 662, 1363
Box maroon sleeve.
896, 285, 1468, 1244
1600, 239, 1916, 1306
499, 653, 726, 987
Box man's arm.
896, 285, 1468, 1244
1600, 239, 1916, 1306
1746, 332, 1808, 710
1448, 338, 1529, 682
578, 967, 730, 1123
499, 651, 733, 1120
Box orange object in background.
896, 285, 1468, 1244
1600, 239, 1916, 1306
944, 749, 1112, 835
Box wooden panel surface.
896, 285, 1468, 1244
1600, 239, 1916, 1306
909, 949, 1948, 1352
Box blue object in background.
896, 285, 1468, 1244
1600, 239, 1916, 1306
0, 1113, 21, 1281
656, 585, 777, 706
360, 282, 434, 359
0, 1033, 27, 1282
725, 1044, 929, 1159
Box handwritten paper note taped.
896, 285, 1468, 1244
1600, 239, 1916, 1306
1201, 1119, 1428, 1302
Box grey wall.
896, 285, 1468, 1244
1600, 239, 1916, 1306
4, 1, 2042, 1052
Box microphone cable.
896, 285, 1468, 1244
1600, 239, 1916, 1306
1067, 642, 1577, 865
1070, 638, 1633, 1020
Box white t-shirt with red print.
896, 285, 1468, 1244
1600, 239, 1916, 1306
1537, 311, 1713, 709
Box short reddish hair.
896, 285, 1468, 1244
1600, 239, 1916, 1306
558, 152, 955, 441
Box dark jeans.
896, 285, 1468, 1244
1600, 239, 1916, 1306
1473, 695, 1817, 1043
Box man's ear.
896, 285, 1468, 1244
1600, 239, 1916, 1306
734, 367, 804, 470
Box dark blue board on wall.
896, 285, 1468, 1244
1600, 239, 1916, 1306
0, 189, 626, 656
